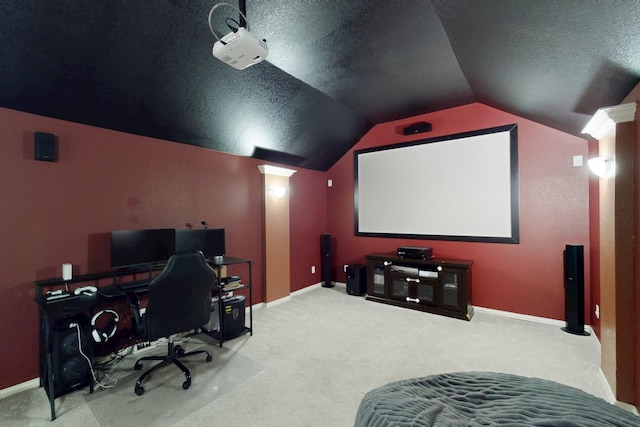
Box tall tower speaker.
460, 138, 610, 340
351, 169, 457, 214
45, 321, 93, 398
346, 264, 367, 296
562, 245, 590, 336
321, 233, 334, 287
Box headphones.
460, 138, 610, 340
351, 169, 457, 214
91, 309, 119, 343
74, 286, 97, 296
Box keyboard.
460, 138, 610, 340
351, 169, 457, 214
117, 279, 151, 291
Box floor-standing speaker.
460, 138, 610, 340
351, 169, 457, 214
562, 245, 590, 336
321, 233, 334, 288
346, 264, 367, 296
46, 321, 93, 398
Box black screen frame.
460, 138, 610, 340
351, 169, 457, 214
354, 124, 519, 244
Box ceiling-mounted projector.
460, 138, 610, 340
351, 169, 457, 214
212, 27, 268, 70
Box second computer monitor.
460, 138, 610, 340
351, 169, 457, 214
175, 228, 225, 260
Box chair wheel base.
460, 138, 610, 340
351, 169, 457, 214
182, 379, 191, 390
206, 355, 212, 362
135, 385, 145, 395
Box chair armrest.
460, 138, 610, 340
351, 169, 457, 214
126, 291, 143, 327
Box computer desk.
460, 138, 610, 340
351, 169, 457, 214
34, 256, 252, 420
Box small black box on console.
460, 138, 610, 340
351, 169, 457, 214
397, 246, 433, 260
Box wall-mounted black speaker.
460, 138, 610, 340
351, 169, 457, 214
321, 233, 334, 288
45, 321, 93, 399
346, 264, 367, 296
402, 122, 432, 135
35, 132, 57, 162
562, 245, 590, 336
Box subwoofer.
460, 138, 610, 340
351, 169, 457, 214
562, 245, 589, 336
321, 233, 334, 287
346, 264, 367, 296
46, 321, 93, 398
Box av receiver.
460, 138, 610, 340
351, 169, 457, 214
397, 246, 433, 260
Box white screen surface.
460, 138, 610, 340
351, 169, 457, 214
355, 124, 519, 243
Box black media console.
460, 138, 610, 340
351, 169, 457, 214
365, 253, 473, 321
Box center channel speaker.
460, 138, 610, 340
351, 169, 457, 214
562, 245, 589, 336
45, 320, 93, 398
321, 233, 334, 288
402, 122, 432, 135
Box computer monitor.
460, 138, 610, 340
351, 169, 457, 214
175, 228, 225, 260
110, 228, 176, 269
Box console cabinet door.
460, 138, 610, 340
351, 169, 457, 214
389, 269, 437, 306
439, 269, 464, 312
415, 277, 437, 306
389, 270, 409, 301
368, 263, 387, 297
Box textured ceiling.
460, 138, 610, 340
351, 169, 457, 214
1, 1, 639, 171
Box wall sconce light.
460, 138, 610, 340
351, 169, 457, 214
588, 156, 616, 178
268, 186, 286, 199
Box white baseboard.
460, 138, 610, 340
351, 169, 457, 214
598, 368, 617, 404
263, 283, 320, 308
263, 281, 345, 307
0, 378, 39, 400
264, 295, 292, 308
615, 399, 640, 416
474, 306, 595, 334
474, 305, 565, 327
292, 282, 322, 296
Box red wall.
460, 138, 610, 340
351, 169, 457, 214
0, 107, 327, 389
327, 103, 591, 320
0, 102, 593, 390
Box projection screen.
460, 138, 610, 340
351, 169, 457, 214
354, 124, 519, 243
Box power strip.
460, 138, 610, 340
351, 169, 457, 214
132, 341, 155, 354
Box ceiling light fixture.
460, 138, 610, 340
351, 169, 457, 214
208, 2, 268, 70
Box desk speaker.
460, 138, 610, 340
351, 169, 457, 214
46, 321, 93, 398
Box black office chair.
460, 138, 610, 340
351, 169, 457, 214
128, 251, 216, 395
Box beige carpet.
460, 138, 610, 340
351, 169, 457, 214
85, 338, 263, 426
1, 283, 610, 426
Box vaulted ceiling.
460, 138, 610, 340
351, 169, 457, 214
1, 1, 639, 171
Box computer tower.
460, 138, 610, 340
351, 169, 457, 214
221, 295, 246, 339
45, 320, 93, 398
202, 297, 219, 333
346, 264, 367, 296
